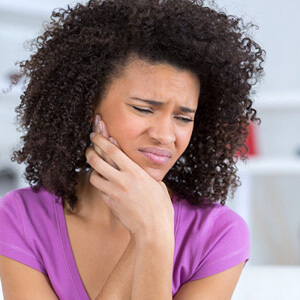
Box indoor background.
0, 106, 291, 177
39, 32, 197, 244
0, 0, 300, 299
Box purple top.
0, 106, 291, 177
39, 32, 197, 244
0, 187, 249, 298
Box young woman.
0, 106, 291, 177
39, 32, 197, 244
0, 0, 264, 299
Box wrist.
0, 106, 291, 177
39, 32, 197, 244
133, 228, 175, 250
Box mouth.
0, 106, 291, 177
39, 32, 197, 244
139, 150, 170, 165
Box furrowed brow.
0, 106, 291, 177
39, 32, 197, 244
130, 97, 196, 114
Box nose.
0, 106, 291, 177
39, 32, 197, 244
147, 117, 176, 145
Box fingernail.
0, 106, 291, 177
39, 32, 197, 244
90, 132, 96, 139
109, 137, 118, 147
95, 121, 103, 134
98, 121, 103, 133
94, 115, 99, 126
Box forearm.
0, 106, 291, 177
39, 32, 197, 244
131, 233, 174, 300
95, 235, 135, 300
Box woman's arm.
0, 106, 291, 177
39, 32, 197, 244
131, 232, 174, 300
91, 117, 135, 300
0, 255, 59, 299
95, 231, 174, 300
95, 235, 135, 300
173, 262, 245, 300
89, 116, 175, 300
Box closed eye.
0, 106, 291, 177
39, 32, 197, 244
176, 117, 194, 123
132, 106, 194, 123
133, 106, 152, 114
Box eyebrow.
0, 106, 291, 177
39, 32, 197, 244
130, 97, 196, 113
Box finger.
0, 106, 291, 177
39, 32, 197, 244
98, 120, 120, 169
100, 119, 110, 139
93, 116, 119, 170
101, 120, 120, 147
86, 146, 107, 180
90, 133, 139, 173
93, 115, 104, 157
86, 146, 121, 184
89, 170, 115, 208
94, 144, 103, 157
95, 115, 120, 148
109, 137, 120, 148
94, 142, 119, 170
92, 116, 122, 170
89, 169, 121, 205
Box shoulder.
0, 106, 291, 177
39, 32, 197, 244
173, 195, 249, 283
0, 187, 59, 231
175, 196, 249, 240
0, 187, 58, 275
0, 186, 57, 211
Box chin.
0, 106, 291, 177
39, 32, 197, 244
143, 167, 168, 181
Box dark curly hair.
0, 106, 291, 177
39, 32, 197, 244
10, 0, 265, 210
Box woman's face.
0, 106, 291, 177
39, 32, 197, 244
94, 59, 200, 181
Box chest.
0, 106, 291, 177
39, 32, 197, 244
65, 216, 131, 300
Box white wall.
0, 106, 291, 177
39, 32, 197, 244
216, 0, 300, 98
0, 1, 300, 298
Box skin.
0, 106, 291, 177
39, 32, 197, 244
83, 58, 200, 299
70, 58, 200, 233
0, 58, 245, 300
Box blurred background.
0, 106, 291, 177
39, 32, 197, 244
0, 0, 300, 299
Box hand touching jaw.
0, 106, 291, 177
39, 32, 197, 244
93, 58, 199, 182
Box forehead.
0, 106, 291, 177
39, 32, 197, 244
110, 58, 200, 108
124, 59, 199, 88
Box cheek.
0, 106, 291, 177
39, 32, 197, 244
177, 128, 193, 149
109, 115, 143, 145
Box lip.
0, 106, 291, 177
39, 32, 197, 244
138, 147, 172, 158
139, 151, 170, 164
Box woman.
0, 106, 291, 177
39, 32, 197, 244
0, 0, 264, 299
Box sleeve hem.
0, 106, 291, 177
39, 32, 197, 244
0, 244, 47, 275
189, 252, 249, 281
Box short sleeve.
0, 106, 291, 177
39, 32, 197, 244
190, 208, 250, 281
0, 191, 46, 274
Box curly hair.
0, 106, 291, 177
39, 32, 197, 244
11, 0, 265, 210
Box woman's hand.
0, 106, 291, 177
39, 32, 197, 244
86, 115, 174, 242
92, 114, 120, 170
